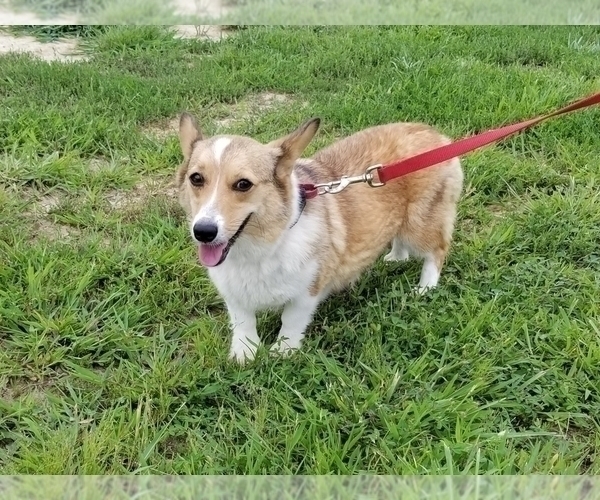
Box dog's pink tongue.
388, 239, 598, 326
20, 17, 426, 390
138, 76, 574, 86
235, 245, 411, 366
198, 243, 227, 267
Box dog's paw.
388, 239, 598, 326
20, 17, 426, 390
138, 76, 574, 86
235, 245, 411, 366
413, 284, 435, 296
229, 338, 259, 364
384, 250, 409, 263
270, 336, 302, 358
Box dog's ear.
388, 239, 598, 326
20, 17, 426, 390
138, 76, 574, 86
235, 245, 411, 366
179, 112, 203, 162
268, 118, 320, 177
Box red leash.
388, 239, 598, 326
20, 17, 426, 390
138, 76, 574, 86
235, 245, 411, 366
301, 91, 600, 199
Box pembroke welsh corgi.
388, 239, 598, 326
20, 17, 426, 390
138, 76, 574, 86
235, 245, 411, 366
176, 114, 463, 363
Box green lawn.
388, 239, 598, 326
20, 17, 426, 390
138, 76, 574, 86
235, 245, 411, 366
5, 0, 600, 23
223, 0, 600, 24
0, 26, 599, 475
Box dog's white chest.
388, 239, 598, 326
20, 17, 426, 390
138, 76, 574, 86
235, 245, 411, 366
207, 220, 320, 311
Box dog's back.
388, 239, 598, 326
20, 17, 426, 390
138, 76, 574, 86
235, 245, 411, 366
299, 122, 463, 295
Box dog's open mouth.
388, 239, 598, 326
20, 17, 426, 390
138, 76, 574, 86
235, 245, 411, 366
197, 213, 252, 268
198, 242, 228, 267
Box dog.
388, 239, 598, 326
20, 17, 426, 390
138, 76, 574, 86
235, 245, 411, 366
176, 114, 463, 363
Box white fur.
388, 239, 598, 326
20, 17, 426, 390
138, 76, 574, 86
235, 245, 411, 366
416, 254, 440, 294
384, 237, 410, 262
271, 291, 324, 356
206, 186, 323, 363
191, 146, 225, 241
383, 239, 442, 295
212, 137, 231, 163
191, 192, 224, 240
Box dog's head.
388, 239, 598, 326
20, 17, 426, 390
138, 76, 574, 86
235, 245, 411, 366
176, 113, 320, 267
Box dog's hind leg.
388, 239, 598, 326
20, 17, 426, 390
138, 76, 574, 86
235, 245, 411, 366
384, 237, 410, 262
415, 246, 447, 295
414, 172, 461, 294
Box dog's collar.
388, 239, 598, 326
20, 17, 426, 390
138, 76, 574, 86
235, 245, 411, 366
289, 186, 307, 229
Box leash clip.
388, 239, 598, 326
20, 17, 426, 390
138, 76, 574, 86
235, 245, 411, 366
314, 164, 385, 195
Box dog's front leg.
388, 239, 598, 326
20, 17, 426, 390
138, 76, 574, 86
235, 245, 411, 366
271, 292, 321, 356
227, 301, 260, 364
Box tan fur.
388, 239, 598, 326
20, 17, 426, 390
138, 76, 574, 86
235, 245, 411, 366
302, 123, 463, 295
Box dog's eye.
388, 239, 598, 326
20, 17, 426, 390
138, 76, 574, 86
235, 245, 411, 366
233, 179, 253, 192
189, 173, 205, 187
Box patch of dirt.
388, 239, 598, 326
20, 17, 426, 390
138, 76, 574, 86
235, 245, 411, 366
0, 375, 55, 406
24, 189, 81, 241
486, 202, 521, 219
0, 32, 86, 62
87, 156, 133, 175
487, 204, 507, 217
34, 219, 77, 240
252, 91, 292, 109
143, 117, 181, 142
105, 178, 178, 211
143, 92, 297, 141
1, 6, 83, 62
88, 158, 112, 173
214, 92, 298, 131
35, 192, 61, 214
175, 24, 230, 41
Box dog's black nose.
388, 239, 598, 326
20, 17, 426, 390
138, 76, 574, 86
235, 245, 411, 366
193, 222, 219, 243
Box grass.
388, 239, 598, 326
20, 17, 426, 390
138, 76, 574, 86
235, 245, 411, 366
222, 0, 600, 24
5, 25, 110, 41
3, 476, 599, 499
0, 25, 599, 475
5, 0, 600, 24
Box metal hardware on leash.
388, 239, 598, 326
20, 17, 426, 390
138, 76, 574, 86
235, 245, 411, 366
313, 164, 386, 195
